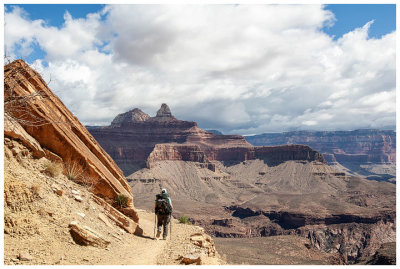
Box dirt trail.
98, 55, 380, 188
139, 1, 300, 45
4, 139, 225, 265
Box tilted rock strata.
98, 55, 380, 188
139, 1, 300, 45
69, 221, 111, 248
4, 60, 140, 231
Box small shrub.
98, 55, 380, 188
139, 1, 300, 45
79, 176, 96, 191
43, 161, 63, 177
114, 194, 128, 208
31, 184, 41, 198
65, 161, 83, 181
179, 215, 190, 224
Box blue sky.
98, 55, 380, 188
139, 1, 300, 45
6, 4, 396, 65
323, 4, 396, 40
12, 4, 106, 26
4, 4, 397, 134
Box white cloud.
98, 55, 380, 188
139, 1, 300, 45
4, 5, 396, 134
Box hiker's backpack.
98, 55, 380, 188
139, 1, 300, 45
155, 193, 172, 215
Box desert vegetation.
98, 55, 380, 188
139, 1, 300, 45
179, 215, 191, 225
43, 160, 63, 177
64, 161, 83, 181
114, 194, 129, 208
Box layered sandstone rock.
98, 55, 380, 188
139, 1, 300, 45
245, 130, 396, 165
4, 60, 140, 231
245, 130, 396, 181
147, 143, 215, 171
90, 105, 325, 175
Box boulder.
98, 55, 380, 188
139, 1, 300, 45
178, 254, 201, 265
18, 251, 33, 261
190, 232, 217, 256
4, 114, 45, 159
98, 213, 114, 229
69, 221, 110, 248
92, 195, 142, 235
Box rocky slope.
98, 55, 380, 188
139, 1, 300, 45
3, 60, 224, 265
245, 130, 396, 182
357, 242, 396, 265
4, 60, 139, 226
4, 139, 224, 265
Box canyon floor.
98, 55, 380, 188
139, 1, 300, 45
213, 236, 338, 265
129, 159, 395, 264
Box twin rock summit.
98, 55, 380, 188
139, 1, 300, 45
89, 103, 324, 176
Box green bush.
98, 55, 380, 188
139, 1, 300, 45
179, 215, 191, 224
114, 194, 129, 208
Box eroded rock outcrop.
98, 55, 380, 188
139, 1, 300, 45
147, 144, 215, 171
4, 60, 140, 232
297, 220, 396, 264
69, 221, 111, 248
111, 108, 150, 126
89, 105, 325, 175
358, 242, 396, 265
148, 103, 177, 122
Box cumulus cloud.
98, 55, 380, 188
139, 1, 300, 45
4, 5, 396, 134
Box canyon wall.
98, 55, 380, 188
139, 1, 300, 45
245, 130, 396, 164
245, 130, 396, 181
89, 105, 326, 175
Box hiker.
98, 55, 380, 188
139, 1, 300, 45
155, 188, 173, 240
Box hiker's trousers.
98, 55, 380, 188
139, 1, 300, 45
157, 214, 171, 238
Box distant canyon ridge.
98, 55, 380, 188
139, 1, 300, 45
88, 105, 395, 183
87, 104, 324, 176
246, 130, 396, 182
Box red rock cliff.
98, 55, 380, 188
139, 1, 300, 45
4, 60, 140, 231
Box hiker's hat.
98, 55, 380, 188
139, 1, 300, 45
161, 188, 167, 193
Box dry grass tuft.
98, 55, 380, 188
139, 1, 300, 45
79, 176, 97, 191
65, 161, 83, 182
43, 161, 63, 177
31, 184, 41, 198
